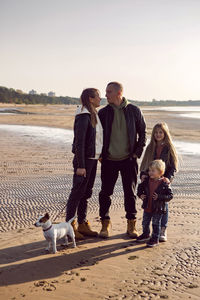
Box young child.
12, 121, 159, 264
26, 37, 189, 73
137, 160, 173, 247
140, 122, 178, 242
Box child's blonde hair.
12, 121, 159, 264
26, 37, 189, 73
140, 122, 178, 172
149, 159, 166, 176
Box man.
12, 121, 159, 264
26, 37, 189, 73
98, 82, 146, 238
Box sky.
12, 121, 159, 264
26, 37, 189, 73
0, 0, 200, 101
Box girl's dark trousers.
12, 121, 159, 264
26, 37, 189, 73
66, 158, 97, 224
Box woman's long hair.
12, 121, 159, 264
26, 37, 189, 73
140, 122, 179, 172
80, 88, 98, 127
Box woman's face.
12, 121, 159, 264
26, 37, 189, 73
154, 128, 165, 143
90, 91, 101, 108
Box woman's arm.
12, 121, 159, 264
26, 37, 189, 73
74, 114, 89, 169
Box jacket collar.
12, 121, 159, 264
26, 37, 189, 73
75, 105, 90, 116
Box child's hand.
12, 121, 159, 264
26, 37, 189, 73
140, 194, 146, 201
141, 175, 147, 182
152, 192, 158, 200
163, 177, 170, 184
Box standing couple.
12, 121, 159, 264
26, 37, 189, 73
66, 82, 146, 239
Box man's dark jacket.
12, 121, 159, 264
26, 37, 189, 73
98, 102, 146, 159
137, 177, 173, 214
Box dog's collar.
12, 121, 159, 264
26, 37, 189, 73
43, 225, 52, 232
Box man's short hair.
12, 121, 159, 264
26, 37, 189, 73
107, 81, 123, 92
149, 159, 166, 176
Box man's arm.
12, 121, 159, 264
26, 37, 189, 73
134, 107, 146, 158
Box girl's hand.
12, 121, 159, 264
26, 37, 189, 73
152, 192, 158, 200
141, 175, 147, 182
163, 177, 170, 184
140, 194, 146, 201
76, 168, 86, 177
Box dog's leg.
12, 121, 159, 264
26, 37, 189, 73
69, 228, 76, 248
63, 235, 69, 246
52, 238, 57, 254
45, 241, 51, 252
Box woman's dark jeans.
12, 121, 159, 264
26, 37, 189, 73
66, 158, 97, 224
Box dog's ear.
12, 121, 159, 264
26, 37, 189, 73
44, 213, 50, 219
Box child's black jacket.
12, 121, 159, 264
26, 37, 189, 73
137, 177, 173, 214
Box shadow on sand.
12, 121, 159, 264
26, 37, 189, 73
0, 234, 147, 286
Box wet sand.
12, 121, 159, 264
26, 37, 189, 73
0, 104, 200, 299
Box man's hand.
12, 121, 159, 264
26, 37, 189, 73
140, 194, 146, 201
141, 174, 147, 182
76, 168, 86, 177
152, 192, 158, 200
133, 154, 138, 158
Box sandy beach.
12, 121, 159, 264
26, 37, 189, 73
0, 104, 200, 300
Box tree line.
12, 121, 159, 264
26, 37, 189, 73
0, 86, 200, 106
0, 86, 80, 105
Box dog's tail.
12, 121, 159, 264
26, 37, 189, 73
68, 215, 77, 224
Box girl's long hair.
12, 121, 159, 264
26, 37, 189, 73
140, 122, 179, 172
80, 88, 98, 127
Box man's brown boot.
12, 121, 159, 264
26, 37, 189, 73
78, 221, 98, 237
99, 219, 111, 238
71, 220, 84, 240
127, 219, 139, 239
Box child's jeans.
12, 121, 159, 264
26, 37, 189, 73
161, 203, 168, 228
142, 211, 162, 241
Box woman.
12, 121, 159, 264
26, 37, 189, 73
66, 88, 103, 239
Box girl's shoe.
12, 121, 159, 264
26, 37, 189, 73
146, 238, 159, 247
159, 227, 167, 242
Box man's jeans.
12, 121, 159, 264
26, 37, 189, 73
142, 211, 162, 241
66, 158, 97, 224
99, 157, 138, 220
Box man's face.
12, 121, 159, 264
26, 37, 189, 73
105, 85, 120, 103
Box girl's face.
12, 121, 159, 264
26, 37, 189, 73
90, 91, 101, 108
154, 128, 165, 143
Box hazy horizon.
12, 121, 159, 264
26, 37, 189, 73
1, 0, 200, 101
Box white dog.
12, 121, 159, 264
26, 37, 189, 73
34, 213, 76, 253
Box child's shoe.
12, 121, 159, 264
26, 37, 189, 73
146, 238, 159, 247
136, 233, 150, 243
159, 227, 167, 242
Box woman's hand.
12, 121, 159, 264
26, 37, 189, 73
140, 194, 146, 201
141, 175, 147, 182
76, 168, 86, 177
163, 177, 170, 184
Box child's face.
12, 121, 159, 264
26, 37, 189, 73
149, 167, 162, 179
154, 128, 165, 143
